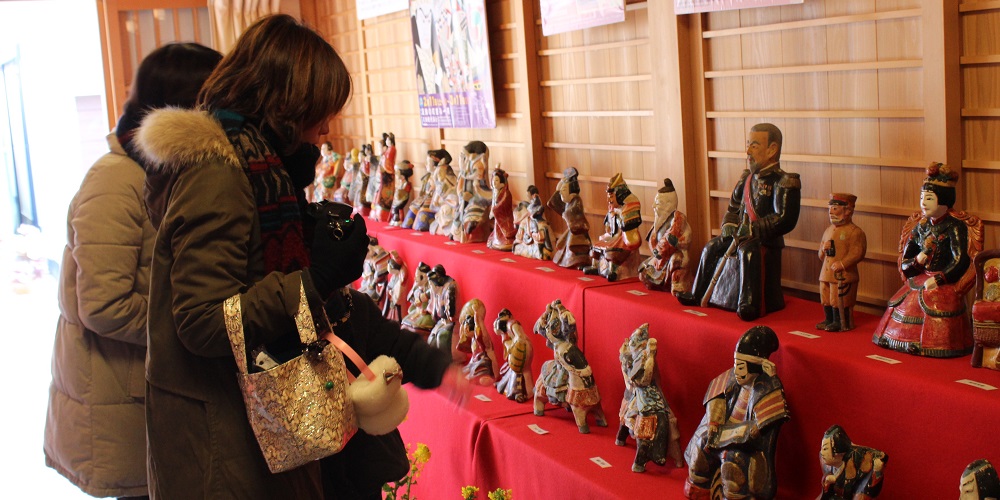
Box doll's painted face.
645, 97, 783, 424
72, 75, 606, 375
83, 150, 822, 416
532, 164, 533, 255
492, 171, 506, 191
733, 359, 756, 386
321, 143, 333, 158
960, 472, 979, 500
746, 130, 776, 172
819, 436, 842, 467
920, 189, 947, 219
653, 191, 678, 222
828, 203, 851, 226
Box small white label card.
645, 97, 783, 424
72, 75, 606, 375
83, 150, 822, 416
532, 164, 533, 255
471, 249, 486, 254
474, 394, 493, 402
589, 457, 612, 468
683, 309, 707, 317
578, 276, 595, 282
528, 424, 549, 435
501, 257, 516, 263
788, 330, 821, 339
535, 266, 555, 273
383, 226, 399, 231
626, 289, 647, 296
957, 379, 998, 391
444, 241, 458, 246
866, 354, 902, 365
409, 232, 424, 237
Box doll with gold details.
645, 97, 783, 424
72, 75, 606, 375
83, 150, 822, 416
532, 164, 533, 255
584, 173, 643, 281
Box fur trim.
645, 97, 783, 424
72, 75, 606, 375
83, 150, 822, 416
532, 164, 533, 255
135, 108, 241, 173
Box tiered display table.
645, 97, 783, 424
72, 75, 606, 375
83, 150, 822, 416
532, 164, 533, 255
364, 220, 1000, 499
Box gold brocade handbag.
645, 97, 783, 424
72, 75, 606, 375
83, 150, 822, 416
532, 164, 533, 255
223, 284, 362, 473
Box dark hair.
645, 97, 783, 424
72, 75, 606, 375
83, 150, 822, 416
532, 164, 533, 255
823, 425, 852, 455
922, 183, 957, 208
124, 43, 221, 118
750, 122, 783, 161
428, 148, 452, 165
322, 141, 333, 149
464, 140, 488, 155
198, 14, 352, 152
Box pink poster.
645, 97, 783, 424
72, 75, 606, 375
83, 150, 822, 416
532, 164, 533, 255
675, 0, 803, 15
540, 0, 625, 37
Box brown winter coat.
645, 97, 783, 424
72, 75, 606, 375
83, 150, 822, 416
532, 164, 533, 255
44, 133, 153, 498
137, 108, 322, 499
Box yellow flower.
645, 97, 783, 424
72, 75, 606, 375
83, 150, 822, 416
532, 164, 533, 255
461, 485, 480, 500
487, 488, 512, 500
413, 443, 431, 464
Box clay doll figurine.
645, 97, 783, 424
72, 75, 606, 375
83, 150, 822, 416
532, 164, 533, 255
583, 173, 643, 281
401, 262, 435, 337
359, 237, 391, 310
452, 140, 494, 243
512, 187, 554, 261
548, 167, 592, 269
409, 149, 453, 231
684, 325, 788, 500
381, 251, 407, 321
638, 178, 692, 294
961, 459, 1000, 499
349, 143, 373, 216
615, 323, 683, 473
388, 160, 414, 226
457, 298, 499, 384
493, 308, 533, 403
425, 264, 459, 353
873, 162, 982, 357
972, 250, 1000, 370
486, 167, 516, 251
532, 299, 607, 434
818, 424, 888, 500
333, 147, 358, 204
401, 150, 437, 229
369, 132, 397, 222
816, 193, 867, 332
309, 141, 341, 203
430, 181, 460, 237
677, 123, 801, 321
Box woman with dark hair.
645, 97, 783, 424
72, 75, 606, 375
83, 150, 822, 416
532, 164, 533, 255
137, 15, 458, 499
43, 42, 222, 500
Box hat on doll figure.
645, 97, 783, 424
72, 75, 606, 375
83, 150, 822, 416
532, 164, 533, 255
922, 162, 959, 207
734, 325, 779, 376
828, 192, 857, 209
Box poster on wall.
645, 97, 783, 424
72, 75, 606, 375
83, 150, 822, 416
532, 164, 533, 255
675, 0, 803, 15
410, 0, 496, 129
540, 0, 625, 37
356, 0, 408, 20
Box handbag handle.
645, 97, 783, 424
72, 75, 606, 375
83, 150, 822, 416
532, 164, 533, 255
311, 295, 377, 383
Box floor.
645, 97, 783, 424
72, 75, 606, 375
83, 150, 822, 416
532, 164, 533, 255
1, 234, 95, 498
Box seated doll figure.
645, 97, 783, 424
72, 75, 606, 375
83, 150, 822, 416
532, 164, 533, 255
512, 187, 554, 261
333, 147, 358, 204
972, 250, 1000, 369
401, 262, 435, 337
406, 149, 452, 231
638, 178, 692, 294
425, 264, 459, 352
615, 323, 683, 473
359, 237, 391, 310
684, 325, 788, 500
548, 166, 592, 269
872, 162, 982, 357
430, 181, 460, 237
388, 161, 413, 226
584, 173, 643, 281
369, 132, 396, 222
961, 459, 1000, 500
486, 167, 516, 251
452, 140, 494, 243
456, 298, 499, 384
493, 308, 533, 403
677, 123, 801, 321
532, 299, 607, 434
816, 193, 867, 332
381, 251, 407, 322
349, 143, 373, 216
400, 150, 437, 229
818, 424, 888, 500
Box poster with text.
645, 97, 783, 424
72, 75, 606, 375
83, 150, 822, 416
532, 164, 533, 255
356, 0, 408, 20
675, 0, 803, 15
410, 0, 496, 129
540, 0, 625, 37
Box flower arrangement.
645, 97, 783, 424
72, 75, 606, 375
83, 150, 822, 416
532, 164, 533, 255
461, 485, 513, 500
383, 443, 431, 500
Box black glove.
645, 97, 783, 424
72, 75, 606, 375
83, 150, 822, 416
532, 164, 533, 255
308, 210, 370, 299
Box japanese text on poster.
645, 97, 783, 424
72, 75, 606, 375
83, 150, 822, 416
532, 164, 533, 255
675, 0, 803, 15
540, 0, 625, 37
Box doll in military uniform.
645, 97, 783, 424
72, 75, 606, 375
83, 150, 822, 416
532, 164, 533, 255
816, 193, 867, 331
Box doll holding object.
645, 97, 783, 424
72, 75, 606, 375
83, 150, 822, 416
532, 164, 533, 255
457, 298, 499, 384
818, 424, 887, 500
816, 193, 867, 332
309, 141, 340, 203
359, 237, 390, 310
388, 161, 413, 227
512, 187, 553, 261
349, 143, 372, 216
486, 167, 516, 251
638, 178, 692, 293
401, 262, 435, 337
548, 166, 592, 269
584, 173, 643, 281
369, 132, 396, 222
408, 149, 453, 231
872, 162, 982, 357
493, 308, 532, 403
381, 251, 407, 322
425, 265, 459, 352
333, 147, 357, 204
452, 140, 494, 243
615, 323, 683, 473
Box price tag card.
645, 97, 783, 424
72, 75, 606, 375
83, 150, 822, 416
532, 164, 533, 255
409, 232, 424, 237
683, 309, 707, 317
589, 457, 612, 468
535, 266, 555, 273
789, 330, 821, 339
471, 249, 486, 254
501, 258, 516, 263
866, 354, 901, 365
383, 226, 399, 231
528, 424, 549, 435
626, 290, 647, 296
474, 394, 493, 402
957, 379, 998, 391
444, 241, 458, 246
578, 276, 595, 282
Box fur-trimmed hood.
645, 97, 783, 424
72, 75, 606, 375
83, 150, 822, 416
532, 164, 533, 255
136, 108, 241, 174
